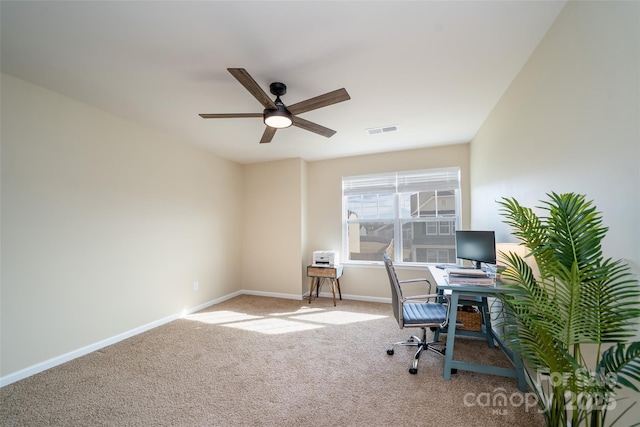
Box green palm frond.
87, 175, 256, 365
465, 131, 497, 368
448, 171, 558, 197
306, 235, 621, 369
542, 192, 607, 272
597, 342, 640, 392
498, 197, 553, 273
497, 193, 640, 426
499, 193, 640, 348
498, 252, 570, 374
583, 260, 640, 343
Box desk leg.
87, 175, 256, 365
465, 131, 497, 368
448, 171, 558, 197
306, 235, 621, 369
513, 350, 527, 392
503, 306, 528, 392
444, 292, 460, 380
336, 278, 342, 300
308, 277, 316, 304
330, 279, 337, 306
481, 297, 496, 349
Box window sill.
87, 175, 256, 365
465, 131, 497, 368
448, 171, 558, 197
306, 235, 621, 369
341, 261, 434, 270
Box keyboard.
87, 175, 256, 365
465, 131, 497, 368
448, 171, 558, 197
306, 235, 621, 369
435, 264, 462, 270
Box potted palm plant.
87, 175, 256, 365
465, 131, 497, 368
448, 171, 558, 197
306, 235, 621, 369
496, 192, 640, 427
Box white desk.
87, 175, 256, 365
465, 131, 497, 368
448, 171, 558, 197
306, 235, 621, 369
428, 266, 527, 392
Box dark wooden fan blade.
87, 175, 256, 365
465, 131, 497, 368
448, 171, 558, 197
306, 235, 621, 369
227, 68, 277, 109
292, 116, 337, 138
260, 126, 277, 144
199, 113, 263, 119
287, 88, 350, 115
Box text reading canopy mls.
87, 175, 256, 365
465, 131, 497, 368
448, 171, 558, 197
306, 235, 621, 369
455, 231, 496, 269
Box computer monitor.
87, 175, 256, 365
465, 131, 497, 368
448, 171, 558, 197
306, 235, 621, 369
455, 230, 496, 269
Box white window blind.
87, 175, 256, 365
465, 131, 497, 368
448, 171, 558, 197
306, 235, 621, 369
342, 168, 460, 196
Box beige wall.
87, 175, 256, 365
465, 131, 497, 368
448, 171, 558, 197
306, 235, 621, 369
306, 144, 470, 300
471, 0, 639, 266
470, 1, 639, 422
241, 158, 307, 296
1, 74, 244, 378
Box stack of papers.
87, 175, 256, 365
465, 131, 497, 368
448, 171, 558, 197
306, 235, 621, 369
445, 268, 495, 286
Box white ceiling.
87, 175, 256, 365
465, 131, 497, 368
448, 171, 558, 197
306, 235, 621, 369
1, 1, 566, 164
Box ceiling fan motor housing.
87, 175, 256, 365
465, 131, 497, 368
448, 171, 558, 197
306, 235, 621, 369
269, 82, 287, 97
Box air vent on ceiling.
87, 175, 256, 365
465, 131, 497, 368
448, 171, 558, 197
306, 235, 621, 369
366, 124, 399, 135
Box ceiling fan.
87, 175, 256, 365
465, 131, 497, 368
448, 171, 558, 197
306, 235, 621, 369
199, 68, 351, 144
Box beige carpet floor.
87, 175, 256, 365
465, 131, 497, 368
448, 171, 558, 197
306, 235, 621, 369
0, 295, 545, 426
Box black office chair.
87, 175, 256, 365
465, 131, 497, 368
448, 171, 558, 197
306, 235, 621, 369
383, 253, 452, 374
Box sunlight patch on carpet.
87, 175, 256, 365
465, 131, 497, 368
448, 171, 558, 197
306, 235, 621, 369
222, 318, 324, 334
290, 311, 387, 325
268, 307, 326, 316
184, 310, 262, 324
184, 307, 387, 335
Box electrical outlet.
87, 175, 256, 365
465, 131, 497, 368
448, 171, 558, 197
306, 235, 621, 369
193, 281, 199, 291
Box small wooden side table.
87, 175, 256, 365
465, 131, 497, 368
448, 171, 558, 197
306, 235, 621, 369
307, 264, 343, 306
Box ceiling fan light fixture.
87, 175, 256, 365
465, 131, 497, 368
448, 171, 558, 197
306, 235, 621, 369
264, 104, 293, 129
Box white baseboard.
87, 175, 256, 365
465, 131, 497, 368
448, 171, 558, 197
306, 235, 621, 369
241, 290, 305, 300
245, 289, 391, 304
0, 290, 389, 387
0, 311, 181, 388
306, 290, 391, 305
0, 292, 233, 387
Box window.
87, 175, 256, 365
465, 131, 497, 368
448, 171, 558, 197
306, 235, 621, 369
342, 168, 461, 264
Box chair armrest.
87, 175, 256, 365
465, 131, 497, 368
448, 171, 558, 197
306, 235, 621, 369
398, 278, 433, 294
398, 278, 431, 284
403, 293, 440, 301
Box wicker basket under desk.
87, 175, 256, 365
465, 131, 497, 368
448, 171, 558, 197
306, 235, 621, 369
456, 310, 483, 331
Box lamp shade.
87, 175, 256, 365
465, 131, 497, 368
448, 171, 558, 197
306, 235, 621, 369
495, 243, 527, 265
264, 105, 293, 128
496, 242, 540, 278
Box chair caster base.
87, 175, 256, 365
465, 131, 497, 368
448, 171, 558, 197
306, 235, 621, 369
409, 367, 418, 374
387, 349, 394, 355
